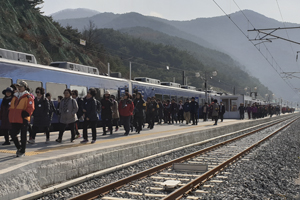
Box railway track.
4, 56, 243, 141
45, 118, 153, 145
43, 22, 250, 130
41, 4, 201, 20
68, 116, 298, 200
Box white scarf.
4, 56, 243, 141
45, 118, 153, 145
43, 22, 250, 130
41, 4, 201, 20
15, 91, 29, 99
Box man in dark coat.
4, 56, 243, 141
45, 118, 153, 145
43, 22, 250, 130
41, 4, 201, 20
81, 88, 99, 143
101, 90, 113, 135
190, 97, 199, 125
157, 99, 163, 124
238, 103, 245, 120
72, 90, 84, 139
133, 92, 146, 133
170, 99, 178, 124
0, 87, 14, 145
218, 101, 226, 122
29, 87, 50, 144
147, 97, 158, 129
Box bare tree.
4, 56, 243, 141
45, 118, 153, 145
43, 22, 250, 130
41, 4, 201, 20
82, 20, 99, 48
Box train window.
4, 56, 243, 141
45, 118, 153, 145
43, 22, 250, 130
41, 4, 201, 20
155, 94, 162, 101
25, 55, 32, 61
69, 64, 74, 70
163, 95, 170, 101
17, 79, 42, 97
109, 89, 118, 100
70, 85, 87, 98
46, 82, 67, 101
0, 78, 12, 93
171, 96, 177, 102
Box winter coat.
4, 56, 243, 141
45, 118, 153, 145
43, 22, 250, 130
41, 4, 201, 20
59, 97, 78, 124
111, 99, 119, 119
247, 107, 252, 113
252, 106, 257, 113
147, 101, 158, 114
190, 101, 199, 114
32, 96, 50, 127
157, 102, 163, 114
170, 102, 178, 114
83, 97, 99, 121
238, 106, 245, 114
76, 97, 84, 119
133, 98, 146, 117
202, 105, 208, 113
212, 103, 219, 117
219, 104, 226, 114
48, 100, 56, 123
183, 102, 191, 112
9, 91, 35, 124
101, 97, 113, 119
119, 99, 134, 117
0, 96, 13, 130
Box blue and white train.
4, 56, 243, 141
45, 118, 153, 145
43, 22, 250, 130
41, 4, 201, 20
0, 57, 209, 128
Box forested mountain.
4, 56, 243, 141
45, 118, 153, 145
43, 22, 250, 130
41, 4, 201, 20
57, 10, 300, 100
51, 8, 100, 20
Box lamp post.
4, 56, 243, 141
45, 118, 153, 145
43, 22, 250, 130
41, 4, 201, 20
203, 71, 217, 103
166, 66, 185, 85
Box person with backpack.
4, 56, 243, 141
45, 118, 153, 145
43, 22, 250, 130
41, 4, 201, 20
56, 89, 78, 143
9, 81, 35, 157
101, 90, 113, 135
28, 87, 50, 144
111, 95, 119, 132
81, 88, 99, 144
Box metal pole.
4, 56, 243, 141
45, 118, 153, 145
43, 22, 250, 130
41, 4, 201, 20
182, 71, 185, 85
173, 77, 175, 83
108, 63, 110, 76
186, 76, 188, 85
129, 61, 131, 80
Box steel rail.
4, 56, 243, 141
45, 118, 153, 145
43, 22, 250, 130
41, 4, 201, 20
162, 117, 299, 200
69, 116, 295, 200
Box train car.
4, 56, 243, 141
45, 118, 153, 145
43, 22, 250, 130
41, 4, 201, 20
0, 58, 130, 129
131, 80, 206, 106
0, 48, 37, 64
49, 61, 99, 75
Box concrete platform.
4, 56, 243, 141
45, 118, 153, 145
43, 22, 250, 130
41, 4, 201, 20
0, 114, 295, 199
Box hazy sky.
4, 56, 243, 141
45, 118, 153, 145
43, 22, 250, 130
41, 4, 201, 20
42, 0, 300, 23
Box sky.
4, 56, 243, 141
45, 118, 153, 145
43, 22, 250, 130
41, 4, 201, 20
41, 0, 300, 24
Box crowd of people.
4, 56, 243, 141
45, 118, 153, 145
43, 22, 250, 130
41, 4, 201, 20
0, 80, 294, 157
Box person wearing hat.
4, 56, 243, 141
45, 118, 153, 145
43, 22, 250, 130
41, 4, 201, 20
101, 90, 113, 135
119, 92, 134, 135
183, 98, 191, 124
9, 81, 35, 157
190, 97, 199, 125
202, 102, 209, 121
212, 99, 219, 125
0, 87, 14, 145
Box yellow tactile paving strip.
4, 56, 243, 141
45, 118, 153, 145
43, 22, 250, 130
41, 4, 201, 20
0, 122, 230, 156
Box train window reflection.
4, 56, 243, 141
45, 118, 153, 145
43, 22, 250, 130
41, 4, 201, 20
70, 85, 87, 98
17, 79, 42, 97
46, 82, 67, 101
0, 77, 12, 94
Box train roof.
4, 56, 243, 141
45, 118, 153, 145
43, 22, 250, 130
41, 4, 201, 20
0, 58, 128, 83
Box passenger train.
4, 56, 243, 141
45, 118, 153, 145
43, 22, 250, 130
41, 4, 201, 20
0, 53, 209, 129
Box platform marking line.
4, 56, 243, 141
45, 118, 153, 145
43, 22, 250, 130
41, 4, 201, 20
0, 121, 235, 156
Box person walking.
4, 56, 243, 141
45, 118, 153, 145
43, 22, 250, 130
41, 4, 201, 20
190, 97, 199, 125
177, 100, 184, 123
202, 102, 209, 121
28, 87, 50, 144
111, 95, 119, 132
119, 92, 134, 136
183, 99, 191, 124
56, 89, 78, 143
9, 81, 35, 157
81, 88, 98, 144
238, 103, 245, 120
246, 104, 252, 119
101, 91, 113, 135
170, 99, 178, 124
164, 100, 171, 124
212, 99, 219, 125
157, 99, 163, 124
46, 93, 56, 125
71, 90, 83, 139
133, 92, 146, 134
218, 101, 225, 122
0, 87, 14, 145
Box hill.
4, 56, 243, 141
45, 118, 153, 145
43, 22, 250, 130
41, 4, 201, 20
51, 8, 100, 20
57, 10, 300, 100
0, 0, 106, 70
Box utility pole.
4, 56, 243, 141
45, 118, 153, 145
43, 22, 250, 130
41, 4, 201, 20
129, 61, 132, 80
182, 71, 185, 85
107, 63, 110, 76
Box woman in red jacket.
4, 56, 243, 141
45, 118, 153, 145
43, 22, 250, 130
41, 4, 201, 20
118, 92, 134, 136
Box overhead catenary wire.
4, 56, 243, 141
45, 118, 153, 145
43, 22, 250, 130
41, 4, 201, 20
212, 0, 298, 96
